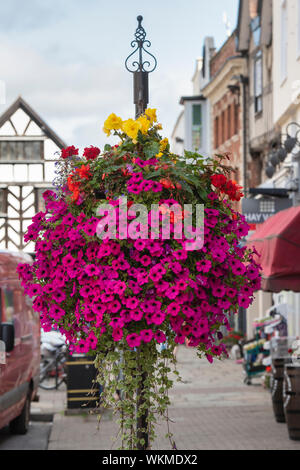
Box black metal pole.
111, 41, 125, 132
241, 74, 248, 195
125, 15, 157, 450
134, 71, 149, 118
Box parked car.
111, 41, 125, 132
0, 250, 40, 434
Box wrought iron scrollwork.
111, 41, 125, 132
125, 16, 157, 73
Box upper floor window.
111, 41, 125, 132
254, 50, 263, 114
192, 104, 202, 150
221, 111, 225, 144
251, 15, 261, 47
234, 102, 239, 135
0, 140, 43, 161
227, 106, 232, 140
214, 116, 219, 149
281, 0, 288, 82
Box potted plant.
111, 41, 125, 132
17, 109, 261, 449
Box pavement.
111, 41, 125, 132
0, 422, 51, 450
29, 345, 300, 450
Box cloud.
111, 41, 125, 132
0, 37, 188, 149
0, 0, 63, 31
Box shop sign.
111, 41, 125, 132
242, 198, 293, 224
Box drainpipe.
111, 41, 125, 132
240, 74, 249, 195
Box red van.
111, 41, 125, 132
0, 250, 40, 434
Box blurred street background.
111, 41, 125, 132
1, 346, 299, 450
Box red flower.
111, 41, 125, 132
71, 188, 80, 202
159, 178, 175, 189
67, 176, 78, 192
211, 174, 244, 201
61, 145, 79, 159
75, 164, 91, 180
83, 146, 100, 160
211, 174, 227, 189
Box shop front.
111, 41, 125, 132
248, 205, 300, 337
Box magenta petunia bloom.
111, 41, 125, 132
140, 329, 154, 343
126, 333, 141, 348
152, 311, 166, 325
52, 290, 66, 303
196, 259, 212, 273
126, 297, 139, 309
211, 284, 226, 298
134, 239, 146, 251
109, 317, 124, 329
130, 309, 143, 321
154, 330, 167, 344
167, 303, 181, 317
237, 294, 251, 309
84, 264, 101, 277
62, 254, 76, 268
49, 304, 65, 320
112, 327, 123, 342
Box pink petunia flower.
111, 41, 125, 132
140, 329, 154, 343
126, 333, 141, 348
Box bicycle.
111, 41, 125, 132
39, 343, 67, 390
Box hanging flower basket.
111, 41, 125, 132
17, 109, 261, 449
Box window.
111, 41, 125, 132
260, 199, 275, 213
227, 105, 232, 140
251, 15, 261, 47
191, 104, 202, 150
234, 102, 239, 135
281, 0, 288, 82
221, 111, 225, 144
0, 141, 43, 161
1, 288, 14, 323
254, 50, 263, 113
214, 116, 219, 149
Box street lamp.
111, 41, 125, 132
276, 146, 287, 163
265, 122, 300, 179
284, 135, 297, 153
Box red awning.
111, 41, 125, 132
248, 205, 300, 292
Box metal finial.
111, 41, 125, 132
125, 15, 157, 73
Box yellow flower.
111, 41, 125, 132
122, 119, 141, 141
145, 108, 157, 124
159, 138, 169, 152
102, 126, 111, 136
137, 115, 151, 134
156, 123, 163, 130
156, 152, 163, 159
103, 113, 123, 132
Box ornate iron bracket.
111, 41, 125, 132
125, 16, 157, 117
125, 15, 157, 74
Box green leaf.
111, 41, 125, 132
144, 169, 162, 179
104, 144, 112, 152
144, 141, 160, 159
178, 179, 193, 195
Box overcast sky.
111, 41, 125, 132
0, 0, 239, 152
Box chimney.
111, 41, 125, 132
249, 0, 258, 19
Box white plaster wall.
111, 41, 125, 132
184, 100, 209, 156
273, 0, 300, 126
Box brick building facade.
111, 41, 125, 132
202, 31, 247, 210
